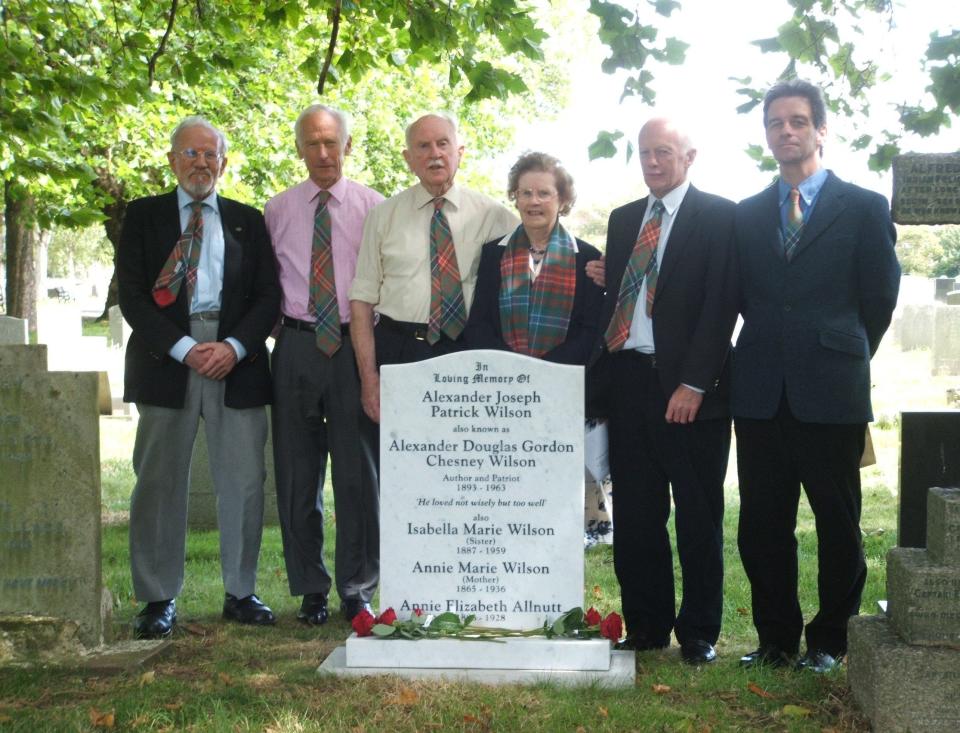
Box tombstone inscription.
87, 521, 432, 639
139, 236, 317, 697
379, 350, 584, 630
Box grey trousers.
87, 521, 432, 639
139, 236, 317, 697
129, 318, 267, 602
271, 325, 379, 601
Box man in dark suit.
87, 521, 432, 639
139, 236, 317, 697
118, 116, 281, 639
733, 80, 900, 673
592, 117, 738, 664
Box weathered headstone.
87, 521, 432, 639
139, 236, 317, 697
107, 305, 132, 350
934, 276, 956, 302
897, 303, 936, 351
947, 290, 960, 306
0, 345, 47, 371
0, 316, 28, 345
187, 409, 280, 528
0, 366, 105, 654
932, 306, 960, 375
899, 411, 960, 548
849, 488, 960, 732
320, 351, 633, 687
892, 153, 960, 225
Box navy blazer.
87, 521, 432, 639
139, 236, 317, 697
464, 234, 604, 366
591, 185, 738, 422
117, 189, 280, 409
731, 171, 900, 424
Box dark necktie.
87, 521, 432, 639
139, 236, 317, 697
783, 187, 804, 261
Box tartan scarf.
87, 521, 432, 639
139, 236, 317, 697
498, 222, 577, 358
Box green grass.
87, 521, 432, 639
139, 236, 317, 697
4, 337, 943, 732
82, 317, 110, 339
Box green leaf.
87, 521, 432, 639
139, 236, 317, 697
652, 0, 681, 16
751, 37, 782, 53
371, 624, 397, 637
868, 143, 900, 172
588, 130, 624, 160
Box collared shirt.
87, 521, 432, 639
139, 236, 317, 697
349, 182, 519, 323
623, 179, 691, 353
264, 176, 384, 323
169, 186, 245, 363
777, 167, 828, 232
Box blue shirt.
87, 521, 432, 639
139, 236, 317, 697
169, 186, 245, 362
777, 167, 828, 233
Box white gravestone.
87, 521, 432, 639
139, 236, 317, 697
379, 350, 584, 630
0, 316, 29, 345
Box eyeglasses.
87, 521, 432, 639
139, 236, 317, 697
176, 148, 223, 163
516, 188, 558, 202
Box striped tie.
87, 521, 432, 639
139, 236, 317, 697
310, 191, 341, 356
604, 200, 664, 352
152, 200, 203, 308
783, 187, 804, 261
427, 197, 467, 344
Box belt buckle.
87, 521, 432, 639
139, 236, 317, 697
413, 328, 427, 341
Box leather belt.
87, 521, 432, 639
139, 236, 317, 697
614, 349, 656, 368
280, 314, 349, 335
189, 310, 220, 321
378, 314, 430, 341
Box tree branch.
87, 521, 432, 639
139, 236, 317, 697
317, 0, 342, 96
148, 0, 179, 86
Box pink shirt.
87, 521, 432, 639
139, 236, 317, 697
264, 177, 384, 323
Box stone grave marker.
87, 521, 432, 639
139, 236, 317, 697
107, 305, 132, 349
897, 303, 935, 351
947, 290, 960, 306
892, 153, 960, 225
0, 345, 47, 371
932, 306, 960, 375
934, 276, 956, 302
0, 316, 28, 345
849, 487, 960, 732
898, 411, 960, 548
0, 367, 105, 653
319, 350, 633, 687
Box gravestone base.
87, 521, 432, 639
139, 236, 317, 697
848, 615, 960, 733
318, 641, 635, 688
79, 639, 172, 675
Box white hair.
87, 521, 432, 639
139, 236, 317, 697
404, 112, 460, 149
170, 116, 228, 154
295, 104, 350, 149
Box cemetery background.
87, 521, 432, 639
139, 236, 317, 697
0, 278, 955, 730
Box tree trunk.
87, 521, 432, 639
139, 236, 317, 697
96, 176, 127, 321
3, 180, 38, 328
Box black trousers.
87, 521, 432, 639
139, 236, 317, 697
607, 352, 729, 645
735, 396, 866, 656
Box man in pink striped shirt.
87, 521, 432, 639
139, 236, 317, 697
264, 104, 384, 624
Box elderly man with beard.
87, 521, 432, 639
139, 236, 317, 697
349, 113, 518, 423
118, 116, 280, 639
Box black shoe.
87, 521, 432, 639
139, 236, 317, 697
340, 599, 373, 621
794, 649, 840, 673
680, 639, 717, 665
222, 594, 276, 625
614, 632, 670, 651
133, 599, 176, 640
297, 593, 329, 625
739, 645, 792, 669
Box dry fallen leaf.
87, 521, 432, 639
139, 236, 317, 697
652, 683, 672, 694
181, 622, 208, 636
592, 585, 603, 599
218, 672, 232, 685
396, 687, 419, 706
598, 705, 608, 717
89, 707, 115, 729
736, 607, 749, 616
138, 670, 155, 687
747, 682, 774, 699
782, 704, 811, 718
162, 701, 183, 712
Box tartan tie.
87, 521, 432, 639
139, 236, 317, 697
152, 200, 203, 308
427, 197, 467, 344
783, 187, 804, 261
309, 191, 341, 356
604, 200, 664, 352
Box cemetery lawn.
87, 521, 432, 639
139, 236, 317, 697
2, 341, 941, 732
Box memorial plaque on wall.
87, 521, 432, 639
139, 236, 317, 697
380, 350, 584, 630
892, 153, 960, 225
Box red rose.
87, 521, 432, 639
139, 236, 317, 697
413, 608, 424, 617
152, 287, 176, 308
585, 607, 602, 627
599, 612, 623, 642
351, 609, 376, 637
377, 608, 397, 626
